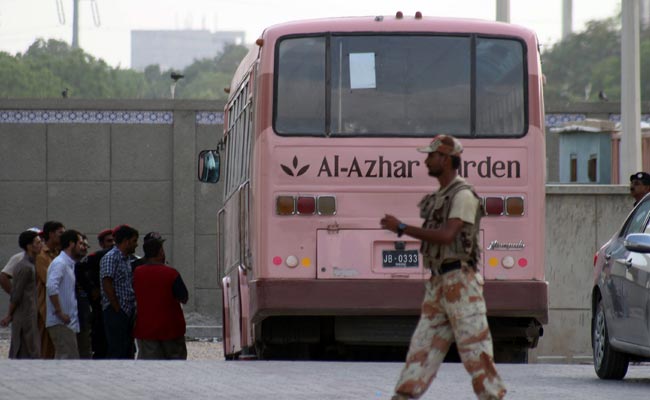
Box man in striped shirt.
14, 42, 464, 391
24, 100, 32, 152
100, 225, 139, 359
46, 229, 85, 359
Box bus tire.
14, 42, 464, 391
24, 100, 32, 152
593, 299, 628, 380
493, 345, 528, 363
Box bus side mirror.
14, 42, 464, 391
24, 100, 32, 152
198, 150, 220, 183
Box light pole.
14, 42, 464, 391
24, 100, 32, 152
621, 0, 642, 181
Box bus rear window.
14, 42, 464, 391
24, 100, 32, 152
274, 35, 526, 137
476, 38, 525, 135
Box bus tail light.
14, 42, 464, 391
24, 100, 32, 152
488, 256, 528, 268
276, 196, 295, 215
297, 196, 316, 215
502, 256, 515, 268
285, 255, 299, 268
485, 197, 504, 216
594, 252, 598, 267
505, 196, 524, 216
317, 196, 336, 215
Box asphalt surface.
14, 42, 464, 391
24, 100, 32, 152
0, 361, 648, 399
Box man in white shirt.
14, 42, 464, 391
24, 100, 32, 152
46, 229, 85, 359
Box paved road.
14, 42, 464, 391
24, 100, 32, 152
0, 361, 649, 399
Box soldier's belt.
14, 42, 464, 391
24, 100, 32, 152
435, 260, 462, 275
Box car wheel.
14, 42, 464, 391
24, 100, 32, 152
593, 299, 629, 379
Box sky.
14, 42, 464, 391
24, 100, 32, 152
0, 0, 620, 69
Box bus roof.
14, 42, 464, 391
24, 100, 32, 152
227, 14, 539, 103
261, 14, 538, 42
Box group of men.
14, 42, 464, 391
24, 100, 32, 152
0, 223, 188, 360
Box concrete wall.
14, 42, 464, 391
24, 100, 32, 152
0, 100, 225, 316
0, 99, 638, 361
530, 185, 631, 363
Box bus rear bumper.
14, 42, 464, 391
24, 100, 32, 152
249, 279, 548, 325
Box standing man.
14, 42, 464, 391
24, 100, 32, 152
0, 227, 40, 294
97, 229, 116, 250
46, 229, 84, 359
0, 230, 43, 358
0, 252, 25, 294
35, 220, 65, 359
630, 171, 650, 206
131, 231, 165, 272
133, 233, 188, 359
100, 224, 138, 359
380, 135, 506, 400
74, 234, 93, 358
78, 227, 116, 359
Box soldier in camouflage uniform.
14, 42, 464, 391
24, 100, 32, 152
380, 134, 506, 400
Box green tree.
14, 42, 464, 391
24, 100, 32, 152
0, 52, 65, 98
0, 39, 248, 100
542, 17, 621, 104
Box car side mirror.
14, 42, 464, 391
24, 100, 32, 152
624, 233, 650, 253
198, 150, 220, 183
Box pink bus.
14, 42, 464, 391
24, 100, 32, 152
199, 12, 548, 362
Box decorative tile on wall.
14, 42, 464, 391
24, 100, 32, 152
545, 114, 586, 128
195, 111, 224, 125
0, 110, 173, 124
607, 114, 650, 123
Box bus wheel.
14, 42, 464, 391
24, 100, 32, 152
593, 299, 628, 379
254, 341, 273, 360
493, 345, 528, 363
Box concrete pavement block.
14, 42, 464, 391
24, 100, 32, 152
195, 234, 218, 288
47, 124, 110, 181
545, 195, 595, 310
110, 181, 172, 234
0, 124, 46, 180
0, 182, 47, 234
47, 182, 110, 234
530, 308, 592, 362
195, 183, 221, 235
194, 288, 221, 319
111, 124, 172, 181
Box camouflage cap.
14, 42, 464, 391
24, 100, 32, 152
417, 134, 463, 156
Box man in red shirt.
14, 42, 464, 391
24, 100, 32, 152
132, 232, 188, 359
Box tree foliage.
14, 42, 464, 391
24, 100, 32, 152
542, 11, 650, 105
0, 39, 248, 100
6, 13, 650, 106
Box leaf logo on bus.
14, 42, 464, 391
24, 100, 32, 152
281, 156, 310, 177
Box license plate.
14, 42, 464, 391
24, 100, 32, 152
382, 250, 419, 268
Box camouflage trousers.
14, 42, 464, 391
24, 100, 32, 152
394, 267, 506, 400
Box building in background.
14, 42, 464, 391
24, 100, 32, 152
131, 30, 245, 71
550, 118, 650, 184
552, 119, 616, 184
